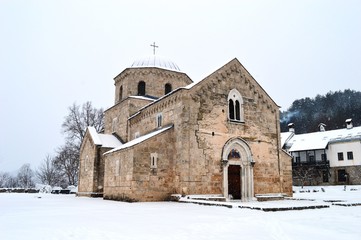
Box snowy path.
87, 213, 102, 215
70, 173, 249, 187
0, 186, 361, 240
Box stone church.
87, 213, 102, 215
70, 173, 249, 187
78, 54, 292, 202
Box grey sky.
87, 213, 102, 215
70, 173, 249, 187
1, 0, 360, 172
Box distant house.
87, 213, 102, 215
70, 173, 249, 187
282, 119, 361, 185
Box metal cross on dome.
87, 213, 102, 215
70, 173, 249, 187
150, 42, 158, 55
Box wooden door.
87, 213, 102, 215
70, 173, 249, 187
228, 165, 241, 199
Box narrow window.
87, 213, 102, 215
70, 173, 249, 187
321, 153, 327, 161
150, 153, 158, 168
235, 100, 240, 120
138, 81, 146, 96
85, 155, 89, 172
119, 85, 123, 101
347, 151, 353, 160
156, 113, 162, 128
337, 152, 344, 161
112, 118, 117, 133
115, 159, 120, 176
165, 83, 172, 94
229, 100, 235, 120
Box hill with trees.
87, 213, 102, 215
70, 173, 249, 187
280, 89, 361, 134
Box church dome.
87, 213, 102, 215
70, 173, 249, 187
130, 55, 181, 72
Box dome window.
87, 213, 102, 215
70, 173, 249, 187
165, 83, 172, 95
138, 81, 146, 96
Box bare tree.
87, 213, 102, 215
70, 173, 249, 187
17, 164, 35, 188
5, 175, 18, 188
36, 155, 64, 187
0, 172, 11, 188
293, 166, 317, 188
54, 142, 79, 186
62, 101, 104, 145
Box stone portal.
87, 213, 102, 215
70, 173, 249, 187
222, 138, 254, 201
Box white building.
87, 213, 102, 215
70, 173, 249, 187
282, 119, 361, 185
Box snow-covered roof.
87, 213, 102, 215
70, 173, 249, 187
104, 124, 173, 155
128, 95, 157, 101
87, 126, 122, 148
130, 55, 182, 72
88, 126, 102, 145
286, 126, 361, 152
280, 132, 294, 148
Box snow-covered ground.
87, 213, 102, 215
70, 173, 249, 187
1, 186, 361, 240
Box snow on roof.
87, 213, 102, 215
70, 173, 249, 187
128, 95, 157, 101
280, 132, 294, 148
130, 55, 182, 72
88, 126, 102, 145
87, 127, 122, 148
287, 126, 361, 152
105, 124, 173, 155
97, 134, 122, 148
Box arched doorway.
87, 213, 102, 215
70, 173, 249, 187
222, 138, 254, 201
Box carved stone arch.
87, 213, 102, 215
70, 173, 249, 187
222, 138, 254, 201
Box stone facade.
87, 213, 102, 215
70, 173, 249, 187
78, 56, 293, 201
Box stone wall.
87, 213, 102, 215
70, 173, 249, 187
103, 128, 176, 202
330, 166, 361, 185
183, 59, 292, 196
104, 98, 153, 142
78, 136, 96, 194
113, 68, 192, 103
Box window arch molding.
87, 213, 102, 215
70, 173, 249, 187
227, 89, 244, 122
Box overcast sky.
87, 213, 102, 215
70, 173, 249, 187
1, 0, 361, 173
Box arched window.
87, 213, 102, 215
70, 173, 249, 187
119, 85, 123, 102
228, 89, 244, 122
165, 83, 172, 94
229, 100, 235, 120
235, 100, 240, 121
138, 81, 146, 96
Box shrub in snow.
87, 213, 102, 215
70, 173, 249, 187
36, 184, 52, 193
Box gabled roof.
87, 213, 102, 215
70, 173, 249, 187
286, 126, 361, 152
128, 57, 279, 121
87, 126, 122, 148
104, 124, 173, 155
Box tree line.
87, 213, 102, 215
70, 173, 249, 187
280, 89, 361, 134
0, 102, 104, 189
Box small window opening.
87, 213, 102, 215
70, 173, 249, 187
156, 113, 162, 128
165, 83, 172, 94
138, 81, 146, 96
347, 151, 353, 160
150, 153, 158, 169
229, 100, 235, 120
119, 85, 123, 101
